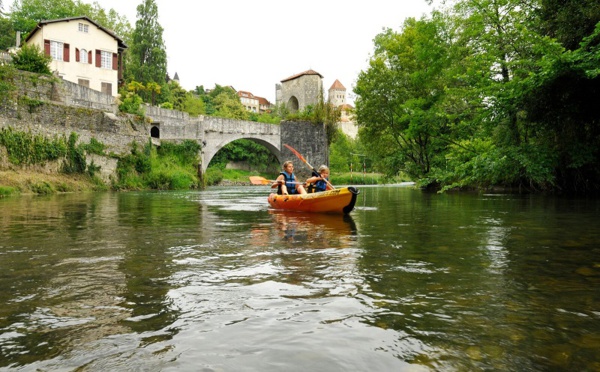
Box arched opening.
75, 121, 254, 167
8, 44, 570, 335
287, 96, 299, 113
151, 126, 160, 138
202, 138, 282, 184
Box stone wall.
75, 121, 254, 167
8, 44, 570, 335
280, 121, 328, 179
0, 70, 150, 182
0, 70, 329, 184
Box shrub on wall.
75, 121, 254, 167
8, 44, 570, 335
11, 44, 52, 75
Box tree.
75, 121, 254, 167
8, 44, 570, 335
0, 16, 15, 50
11, 43, 51, 74
354, 14, 466, 182
127, 0, 167, 92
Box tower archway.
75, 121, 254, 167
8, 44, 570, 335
287, 96, 299, 112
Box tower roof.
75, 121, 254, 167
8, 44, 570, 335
281, 69, 324, 83
329, 79, 346, 91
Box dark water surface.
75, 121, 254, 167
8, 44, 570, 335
1, 186, 599, 371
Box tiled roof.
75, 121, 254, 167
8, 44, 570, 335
25, 16, 127, 49
281, 69, 323, 83
329, 79, 346, 90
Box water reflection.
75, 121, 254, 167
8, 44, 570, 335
1, 188, 599, 371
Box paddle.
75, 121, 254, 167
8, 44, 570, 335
249, 176, 304, 187
283, 144, 336, 190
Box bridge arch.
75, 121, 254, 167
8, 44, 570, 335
202, 135, 282, 173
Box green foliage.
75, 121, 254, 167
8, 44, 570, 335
204, 167, 223, 186
208, 139, 278, 171
284, 93, 341, 143
114, 140, 200, 190
82, 137, 106, 155
0, 126, 67, 165
181, 93, 206, 117
9, 0, 132, 44
29, 181, 54, 194
0, 65, 17, 100
352, 0, 600, 193
127, 0, 167, 88
0, 16, 16, 51
0, 186, 18, 197
248, 111, 281, 124
62, 132, 86, 174
11, 43, 51, 74
118, 83, 145, 116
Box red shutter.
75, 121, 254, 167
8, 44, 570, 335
95, 50, 101, 67
88, 51, 92, 64
112, 53, 118, 70
63, 43, 70, 62
44, 39, 50, 56
75, 48, 80, 62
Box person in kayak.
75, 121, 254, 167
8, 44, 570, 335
305, 165, 332, 193
275, 161, 307, 195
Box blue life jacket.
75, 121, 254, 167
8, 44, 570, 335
314, 178, 328, 192
278, 171, 297, 194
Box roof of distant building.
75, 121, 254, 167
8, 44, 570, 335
281, 69, 324, 83
329, 79, 346, 91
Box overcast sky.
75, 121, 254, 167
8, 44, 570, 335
84, 0, 433, 104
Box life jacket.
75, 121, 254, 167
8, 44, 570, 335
308, 177, 328, 193
278, 171, 297, 194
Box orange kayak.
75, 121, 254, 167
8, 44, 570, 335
267, 187, 360, 214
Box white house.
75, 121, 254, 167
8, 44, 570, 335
25, 16, 127, 97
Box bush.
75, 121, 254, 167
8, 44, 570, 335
11, 44, 52, 75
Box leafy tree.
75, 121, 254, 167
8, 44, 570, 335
354, 14, 464, 182
538, 0, 600, 51
9, 0, 76, 35
0, 16, 15, 50
181, 94, 205, 117
203, 85, 247, 119
127, 0, 167, 91
11, 42, 51, 74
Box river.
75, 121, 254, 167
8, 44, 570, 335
1, 186, 599, 371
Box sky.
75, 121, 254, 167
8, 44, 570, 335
84, 0, 434, 104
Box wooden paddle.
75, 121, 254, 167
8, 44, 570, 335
283, 144, 336, 190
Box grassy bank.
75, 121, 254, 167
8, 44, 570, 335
0, 169, 105, 196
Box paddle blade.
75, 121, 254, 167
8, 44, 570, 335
249, 176, 271, 185
284, 144, 307, 164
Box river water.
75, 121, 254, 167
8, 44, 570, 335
0, 186, 599, 371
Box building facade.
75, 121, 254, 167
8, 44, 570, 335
25, 16, 127, 97
275, 69, 324, 112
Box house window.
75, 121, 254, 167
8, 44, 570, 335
80, 49, 88, 63
100, 51, 111, 69
101, 82, 112, 95
50, 41, 63, 61
78, 79, 90, 88
78, 23, 89, 33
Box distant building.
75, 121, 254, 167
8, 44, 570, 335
24, 16, 127, 96
276, 69, 324, 112
328, 79, 357, 139
237, 90, 272, 113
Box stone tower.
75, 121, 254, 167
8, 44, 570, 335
276, 69, 324, 112
328, 79, 346, 106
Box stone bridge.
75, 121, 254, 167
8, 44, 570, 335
144, 106, 328, 179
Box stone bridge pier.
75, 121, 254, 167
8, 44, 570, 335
144, 106, 328, 184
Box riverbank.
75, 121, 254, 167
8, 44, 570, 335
0, 170, 104, 196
